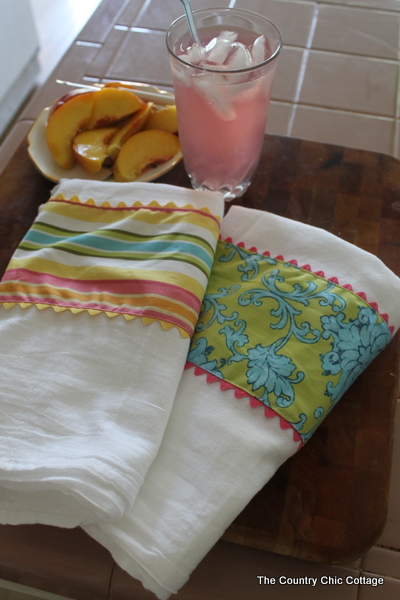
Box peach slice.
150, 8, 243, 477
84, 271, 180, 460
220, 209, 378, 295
72, 126, 119, 174
114, 130, 180, 182
48, 88, 96, 118
87, 87, 144, 129
103, 81, 141, 91
45, 90, 96, 169
106, 102, 154, 160
143, 104, 178, 133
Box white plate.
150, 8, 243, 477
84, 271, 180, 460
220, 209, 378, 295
27, 83, 182, 183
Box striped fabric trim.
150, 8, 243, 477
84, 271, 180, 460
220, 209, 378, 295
0, 196, 221, 337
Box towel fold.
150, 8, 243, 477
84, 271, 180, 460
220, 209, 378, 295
0, 180, 223, 527
85, 205, 400, 599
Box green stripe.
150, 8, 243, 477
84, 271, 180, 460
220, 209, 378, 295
18, 242, 211, 277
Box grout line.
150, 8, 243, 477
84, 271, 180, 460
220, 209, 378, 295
317, 1, 400, 17
282, 102, 396, 120
75, 40, 102, 47
278, 43, 400, 65
292, 6, 320, 105
134, 0, 153, 24
287, 4, 320, 136
129, 26, 165, 34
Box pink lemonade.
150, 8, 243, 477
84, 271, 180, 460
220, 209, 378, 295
167, 11, 282, 200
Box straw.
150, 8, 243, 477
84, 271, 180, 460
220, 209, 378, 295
179, 0, 203, 47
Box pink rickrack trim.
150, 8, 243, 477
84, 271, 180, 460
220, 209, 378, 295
185, 362, 303, 448
223, 237, 394, 334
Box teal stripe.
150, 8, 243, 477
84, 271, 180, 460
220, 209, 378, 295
31, 222, 215, 254
25, 229, 214, 270
18, 242, 212, 278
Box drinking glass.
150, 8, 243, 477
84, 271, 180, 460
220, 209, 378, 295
166, 8, 282, 201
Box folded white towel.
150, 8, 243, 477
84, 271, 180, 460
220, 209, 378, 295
0, 180, 223, 527
85, 205, 400, 598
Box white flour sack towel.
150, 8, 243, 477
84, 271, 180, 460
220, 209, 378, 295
85, 205, 400, 599
0, 179, 223, 527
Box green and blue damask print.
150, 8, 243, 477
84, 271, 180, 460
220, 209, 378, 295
187, 240, 392, 443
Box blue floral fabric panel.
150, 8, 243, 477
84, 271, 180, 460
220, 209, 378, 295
187, 240, 392, 443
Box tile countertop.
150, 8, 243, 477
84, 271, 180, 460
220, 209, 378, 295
1, 0, 400, 166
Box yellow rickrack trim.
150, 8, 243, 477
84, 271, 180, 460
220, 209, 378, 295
52, 194, 218, 218
0, 302, 190, 338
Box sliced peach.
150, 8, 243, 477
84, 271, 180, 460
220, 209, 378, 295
45, 90, 96, 169
87, 87, 144, 129
48, 88, 97, 118
113, 130, 180, 182
103, 81, 141, 91
143, 104, 178, 133
72, 126, 119, 174
106, 102, 154, 160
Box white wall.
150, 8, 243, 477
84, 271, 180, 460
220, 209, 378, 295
0, 0, 39, 136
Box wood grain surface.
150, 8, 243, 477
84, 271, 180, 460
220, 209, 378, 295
0, 135, 398, 576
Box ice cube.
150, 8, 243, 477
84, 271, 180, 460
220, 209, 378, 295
206, 30, 238, 65
205, 37, 217, 53
251, 35, 267, 66
194, 76, 236, 121
188, 42, 206, 64
178, 53, 191, 63
227, 42, 253, 70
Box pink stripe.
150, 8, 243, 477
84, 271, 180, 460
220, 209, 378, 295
2, 268, 201, 312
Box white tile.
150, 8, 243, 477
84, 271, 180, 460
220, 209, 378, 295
312, 5, 400, 60
265, 101, 293, 135
135, 0, 231, 30
234, 0, 316, 47
299, 51, 398, 117
358, 575, 400, 600
290, 106, 395, 155
361, 546, 400, 580
271, 46, 305, 102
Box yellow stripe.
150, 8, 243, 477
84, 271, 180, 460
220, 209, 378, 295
7, 257, 205, 299
44, 197, 220, 238
130, 207, 220, 236
0, 303, 191, 338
